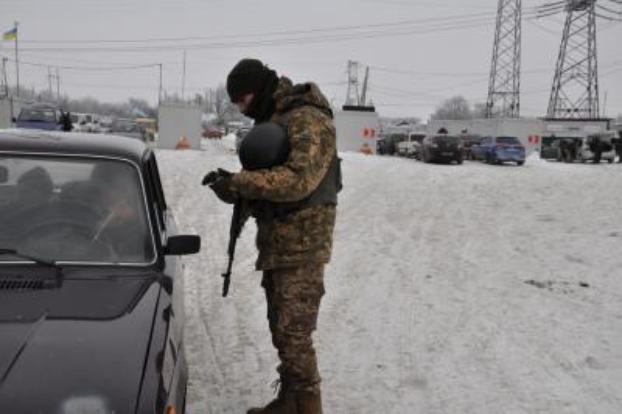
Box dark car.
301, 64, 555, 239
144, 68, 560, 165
0, 130, 200, 414
420, 134, 464, 164
540, 136, 560, 160
14, 103, 63, 131
471, 136, 526, 165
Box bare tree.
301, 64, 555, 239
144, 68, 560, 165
431, 96, 473, 120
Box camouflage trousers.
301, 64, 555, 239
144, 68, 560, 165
261, 263, 325, 394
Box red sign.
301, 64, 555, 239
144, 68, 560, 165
362, 128, 376, 139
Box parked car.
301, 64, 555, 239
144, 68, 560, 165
376, 136, 389, 155
578, 132, 616, 163
420, 134, 464, 164
0, 130, 200, 413
203, 126, 224, 139
71, 113, 101, 133
14, 103, 62, 131
471, 136, 525, 165
396, 132, 424, 159
540, 136, 561, 160
110, 118, 147, 141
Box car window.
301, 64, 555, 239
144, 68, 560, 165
434, 135, 460, 144
0, 155, 155, 264
18, 108, 57, 123
496, 136, 520, 145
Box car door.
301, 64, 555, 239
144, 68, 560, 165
136, 152, 188, 411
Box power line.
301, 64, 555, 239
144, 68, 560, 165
0, 57, 160, 71
16, 9, 549, 54
17, 10, 503, 45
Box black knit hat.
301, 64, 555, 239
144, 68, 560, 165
226, 58, 269, 103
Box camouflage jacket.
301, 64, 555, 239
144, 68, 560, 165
230, 77, 338, 270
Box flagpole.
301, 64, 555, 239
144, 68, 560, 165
14, 21, 19, 97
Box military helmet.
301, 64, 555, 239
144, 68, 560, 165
239, 122, 290, 171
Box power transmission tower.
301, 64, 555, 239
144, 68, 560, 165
345, 60, 360, 106
486, 0, 522, 118
547, 0, 599, 118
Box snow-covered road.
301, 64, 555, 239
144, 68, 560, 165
157, 143, 622, 414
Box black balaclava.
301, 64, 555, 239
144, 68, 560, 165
226, 58, 279, 123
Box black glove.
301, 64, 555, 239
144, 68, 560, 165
210, 177, 238, 204
202, 171, 220, 186
202, 168, 236, 204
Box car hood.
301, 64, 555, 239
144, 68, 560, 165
0, 274, 162, 413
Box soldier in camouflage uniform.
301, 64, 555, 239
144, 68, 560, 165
208, 59, 339, 414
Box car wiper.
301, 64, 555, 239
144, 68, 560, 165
0, 248, 62, 271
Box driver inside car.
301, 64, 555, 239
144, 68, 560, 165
86, 162, 152, 262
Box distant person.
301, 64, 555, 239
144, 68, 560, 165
60, 111, 73, 132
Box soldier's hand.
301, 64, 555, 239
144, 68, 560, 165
202, 170, 220, 186
209, 175, 238, 204
216, 168, 233, 178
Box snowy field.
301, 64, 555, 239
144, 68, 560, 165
157, 141, 622, 414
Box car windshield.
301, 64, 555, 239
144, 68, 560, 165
113, 120, 141, 132
434, 135, 460, 144
496, 136, 521, 145
390, 133, 408, 142
18, 108, 57, 123
0, 156, 154, 264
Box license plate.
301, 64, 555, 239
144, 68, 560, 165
442, 152, 453, 156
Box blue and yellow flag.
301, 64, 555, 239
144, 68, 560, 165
3, 27, 17, 41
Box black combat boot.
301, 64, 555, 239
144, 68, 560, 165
247, 380, 297, 414
294, 391, 322, 414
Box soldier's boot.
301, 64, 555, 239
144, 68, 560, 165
294, 391, 322, 414
247, 381, 297, 414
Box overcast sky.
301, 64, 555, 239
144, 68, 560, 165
1, 0, 621, 119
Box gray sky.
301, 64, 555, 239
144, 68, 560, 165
1, 0, 621, 119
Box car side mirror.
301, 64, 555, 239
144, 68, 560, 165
11, 117, 16, 123
0, 166, 8, 183
165, 235, 201, 255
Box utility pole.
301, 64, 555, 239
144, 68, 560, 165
345, 60, 360, 107
158, 63, 163, 108
55, 67, 60, 100
181, 50, 186, 101
47, 67, 53, 97
1, 57, 8, 98
360, 66, 370, 106
486, 0, 522, 118
14, 21, 20, 97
